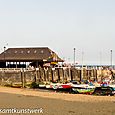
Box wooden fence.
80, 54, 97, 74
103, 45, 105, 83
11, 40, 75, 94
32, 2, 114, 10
0, 67, 114, 87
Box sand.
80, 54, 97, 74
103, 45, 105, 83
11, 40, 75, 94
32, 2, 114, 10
0, 86, 115, 115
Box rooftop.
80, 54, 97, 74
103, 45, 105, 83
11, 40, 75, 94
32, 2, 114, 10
0, 47, 63, 62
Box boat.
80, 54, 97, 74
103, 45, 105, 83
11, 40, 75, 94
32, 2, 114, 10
109, 84, 115, 90
39, 84, 46, 89
48, 83, 72, 93
92, 86, 115, 96
72, 87, 94, 94
45, 84, 52, 89
70, 83, 95, 94
49, 83, 60, 89
59, 84, 72, 89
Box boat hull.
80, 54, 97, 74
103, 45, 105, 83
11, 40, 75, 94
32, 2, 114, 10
72, 87, 94, 94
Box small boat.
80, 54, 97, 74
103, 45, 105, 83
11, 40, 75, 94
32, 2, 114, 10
45, 84, 52, 89
92, 86, 115, 96
39, 84, 46, 89
72, 87, 94, 94
109, 84, 115, 90
59, 84, 72, 89
71, 83, 95, 94
50, 83, 60, 89
50, 83, 72, 91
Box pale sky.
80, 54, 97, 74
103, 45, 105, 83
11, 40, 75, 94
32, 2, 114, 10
0, 0, 115, 65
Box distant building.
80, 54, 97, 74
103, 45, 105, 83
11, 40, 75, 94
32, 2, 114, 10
0, 47, 63, 68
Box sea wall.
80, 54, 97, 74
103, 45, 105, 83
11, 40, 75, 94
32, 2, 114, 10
0, 67, 114, 87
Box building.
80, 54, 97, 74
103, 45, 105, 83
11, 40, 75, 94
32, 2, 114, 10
0, 47, 63, 68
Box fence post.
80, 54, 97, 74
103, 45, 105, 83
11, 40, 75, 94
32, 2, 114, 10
94, 69, 97, 81
57, 68, 60, 82
21, 69, 23, 87
43, 68, 46, 81
62, 68, 65, 83
79, 69, 82, 83
51, 68, 55, 82
70, 69, 73, 81
46, 68, 49, 81
68, 67, 71, 81
39, 67, 42, 82
21, 68, 25, 88
36, 68, 39, 82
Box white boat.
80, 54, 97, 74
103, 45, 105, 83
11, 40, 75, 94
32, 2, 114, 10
69, 82, 95, 94
45, 84, 52, 89
109, 84, 115, 90
39, 84, 46, 88
70, 83, 95, 89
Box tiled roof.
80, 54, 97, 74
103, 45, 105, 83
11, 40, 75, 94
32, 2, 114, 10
0, 47, 63, 62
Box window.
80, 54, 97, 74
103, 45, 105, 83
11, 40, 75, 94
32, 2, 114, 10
14, 51, 17, 53
34, 50, 37, 53
41, 50, 44, 53
27, 50, 30, 53
21, 51, 24, 53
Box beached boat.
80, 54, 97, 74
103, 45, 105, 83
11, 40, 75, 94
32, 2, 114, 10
92, 86, 115, 96
70, 83, 95, 94
59, 84, 72, 89
49, 83, 60, 89
39, 84, 46, 89
49, 83, 72, 90
71, 84, 95, 88
109, 84, 115, 90
72, 87, 94, 94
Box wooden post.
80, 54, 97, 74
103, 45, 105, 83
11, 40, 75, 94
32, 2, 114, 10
24, 70, 26, 87
68, 67, 71, 81
34, 70, 37, 83
57, 68, 60, 81
39, 67, 42, 82
62, 68, 64, 83
21, 70, 23, 87
51, 68, 55, 82
51, 70, 53, 82
94, 69, 97, 81
21, 68, 25, 88
70, 69, 73, 81
35, 68, 39, 82
46, 68, 49, 81
44, 68, 46, 81
79, 69, 82, 83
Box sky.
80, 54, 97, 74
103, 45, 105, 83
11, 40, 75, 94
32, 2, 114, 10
0, 0, 115, 65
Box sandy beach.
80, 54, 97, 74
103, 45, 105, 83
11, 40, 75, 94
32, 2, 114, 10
0, 86, 115, 115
